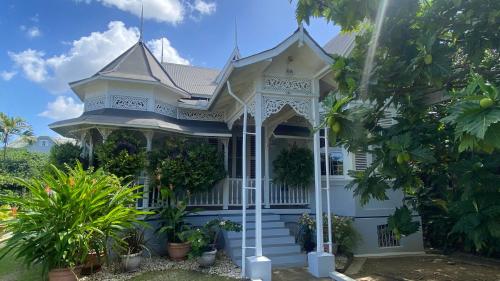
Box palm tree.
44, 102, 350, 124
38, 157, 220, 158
0, 112, 35, 160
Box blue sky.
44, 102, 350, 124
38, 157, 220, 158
0, 0, 339, 137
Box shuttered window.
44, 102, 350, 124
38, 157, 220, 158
354, 152, 368, 171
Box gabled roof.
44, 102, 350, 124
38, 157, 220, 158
323, 32, 356, 56
206, 26, 335, 109
70, 41, 191, 98
162, 63, 219, 97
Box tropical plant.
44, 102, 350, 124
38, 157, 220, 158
188, 219, 242, 257
0, 163, 149, 277
157, 188, 200, 244
95, 130, 146, 178
119, 228, 150, 255
273, 144, 314, 187
49, 142, 87, 170
295, 0, 500, 255
150, 137, 226, 196
0, 112, 35, 160
295, 213, 316, 252
323, 215, 360, 255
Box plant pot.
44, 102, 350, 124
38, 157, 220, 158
120, 251, 143, 272
80, 251, 104, 275
48, 268, 78, 281
198, 249, 217, 267
167, 242, 191, 261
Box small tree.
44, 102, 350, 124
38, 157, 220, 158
0, 113, 34, 160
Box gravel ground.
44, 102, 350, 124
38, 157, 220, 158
80, 252, 242, 281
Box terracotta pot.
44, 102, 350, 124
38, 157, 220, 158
198, 249, 217, 267
120, 251, 143, 272
48, 268, 78, 281
80, 251, 105, 275
167, 242, 191, 261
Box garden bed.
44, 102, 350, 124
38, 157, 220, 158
80, 252, 241, 281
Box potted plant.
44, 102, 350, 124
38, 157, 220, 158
157, 190, 198, 261
0, 163, 149, 281
295, 213, 316, 253
188, 219, 242, 267
119, 228, 149, 272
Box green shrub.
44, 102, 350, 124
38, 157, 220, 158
49, 143, 87, 169
149, 137, 225, 196
95, 130, 146, 178
188, 219, 241, 257
0, 163, 149, 276
0, 149, 47, 191
273, 144, 314, 187
324, 215, 360, 255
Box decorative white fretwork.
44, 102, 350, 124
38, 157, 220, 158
247, 100, 256, 117
84, 96, 105, 111
154, 100, 177, 118
263, 75, 312, 95
111, 95, 148, 111
178, 109, 225, 122
262, 95, 313, 125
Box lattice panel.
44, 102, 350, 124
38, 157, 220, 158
154, 100, 177, 118
263, 95, 312, 124
84, 96, 105, 111
377, 224, 401, 248
263, 75, 312, 95
111, 95, 148, 111
178, 109, 225, 122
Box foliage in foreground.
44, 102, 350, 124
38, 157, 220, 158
188, 219, 242, 257
295, 0, 500, 255
0, 112, 34, 160
0, 163, 149, 277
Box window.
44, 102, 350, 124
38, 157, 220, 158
321, 149, 344, 176
40, 140, 49, 147
377, 224, 401, 248
232, 135, 256, 178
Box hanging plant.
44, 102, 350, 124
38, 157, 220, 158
149, 137, 226, 196
95, 130, 146, 179
273, 144, 314, 187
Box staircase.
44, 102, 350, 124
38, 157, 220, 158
223, 213, 307, 268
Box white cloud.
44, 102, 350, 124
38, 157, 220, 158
99, 0, 184, 24
9, 49, 47, 82
0, 70, 17, 81
193, 0, 216, 15
39, 96, 84, 120
7, 21, 188, 93
20, 25, 42, 38
147, 38, 190, 65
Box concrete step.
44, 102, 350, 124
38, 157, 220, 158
223, 214, 281, 222
234, 253, 307, 268
246, 221, 285, 229
226, 228, 290, 239
229, 236, 295, 247
231, 244, 301, 257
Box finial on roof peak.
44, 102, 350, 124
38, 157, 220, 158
139, 3, 144, 42
233, 18, 241, 60
161, 37, 164, 64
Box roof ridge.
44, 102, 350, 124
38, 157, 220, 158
162, 62, 220, 72
96, 42, 138, 75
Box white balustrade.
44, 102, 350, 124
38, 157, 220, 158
138, 177, 310, 209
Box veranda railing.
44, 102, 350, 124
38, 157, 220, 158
136, 177, 310, 210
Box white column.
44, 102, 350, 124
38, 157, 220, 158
312, 98, 324, 253
97, 127, 114, 143
222, 138, 230, 210
254, 93, 263, 257
264, 127, 271, 208
324, 127, 333, 254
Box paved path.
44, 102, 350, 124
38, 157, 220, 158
272, 267, 331, 281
